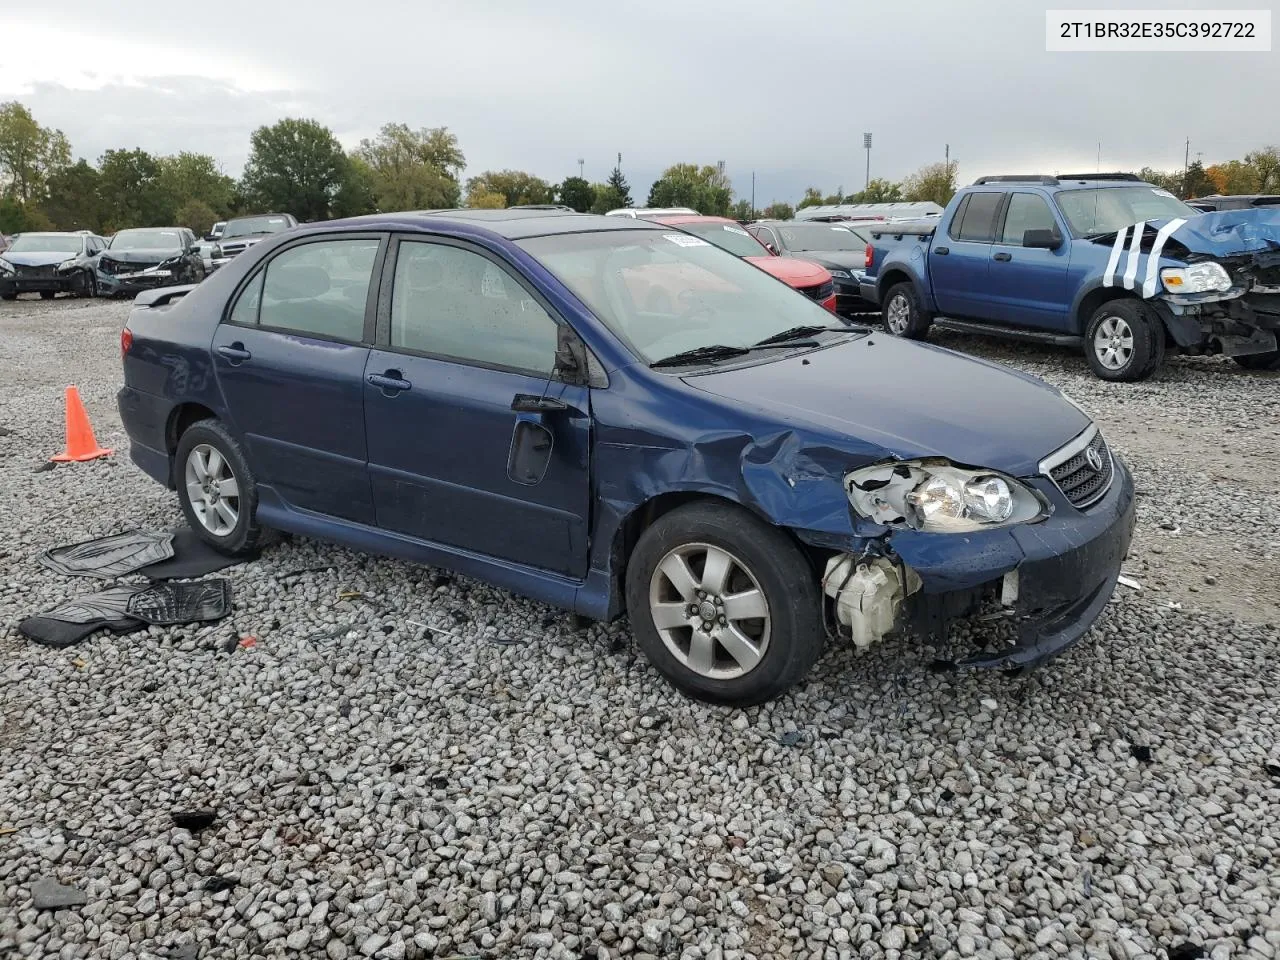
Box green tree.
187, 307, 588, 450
174, 199, 218, 237
332, 154, 378, 218
354, 122, 464, 211
646, 162, 732, 216
42, 159, 104, 231
467, 191, 506, 209
98, 148, 168, 229
797, 187, 824, 210
1135, 167, 1184, 194
0, 196, 42, 233
241, 118, 348, 222
761, 202, 794, 220
557, 175, 594, 213
465, 170, 554, 208
1183, 160, 1215, 199
846, 178, 904, 203
1244, 146, 1280, 192
157, 152, 234, 218
0, 101, 71, 203
728, 199, 756, 221
902, 161, 958, 206
590, 165, 633, 214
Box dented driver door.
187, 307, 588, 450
363, 236, 592, 578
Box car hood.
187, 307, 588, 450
684, 335, 1088, 476
789, 250, 865, 271
1096, 208, 1280, 258
746, 256, 831, 287
2, 251, 74, 267
220, 234, 272, 246
101, 249, 182, 262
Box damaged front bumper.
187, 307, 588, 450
823, 456, 1136, 671
1155, 250, 1280, 356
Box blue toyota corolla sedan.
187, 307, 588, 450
118, 209, 1135, 705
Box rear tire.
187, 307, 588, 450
1233, 349, 1280, 371
1084, 299, 1164, 382
0, 292, 15, 301
174, 419, 264, 556
625, 501, 823, 707
882, 282, 931, 340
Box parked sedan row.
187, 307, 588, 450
0, 214, 298, 301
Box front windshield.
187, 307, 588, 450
778, 224, 865, 252
223, 216, 291, 239
1057, 187, 1200, 236
109, 229, 184, 250
678, 221, 769, 258
7, 234, 82, 254
518, 229, 845, 364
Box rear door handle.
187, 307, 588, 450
216, 343, 251, 363
368, 371, 411, 393
934, 246, 949, 255
993, 252, 1013, 262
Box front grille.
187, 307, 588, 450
1043, 427, 1114, 508
219, 242, 247, 256
17, 264, 56, 278
799, 280, 835, 301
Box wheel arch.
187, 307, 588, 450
164, 402, 220, 485
606, 490, 824, 618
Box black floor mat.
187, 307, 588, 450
40, 531, 174, 579
126, 579, 232, 625
138, 527, 257, 580
18, 586, 148, 648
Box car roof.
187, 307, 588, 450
307, 209, 665, 241
650, 214, 737, 226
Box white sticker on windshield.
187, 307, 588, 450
664, 234, 709, 247
1152, 189, 1177, 199
723, 225, 749, 236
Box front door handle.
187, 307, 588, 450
217, 343, 251, 363
368, 371, 411, 394
933, 246, 949, 256
993, 252, 1013, 262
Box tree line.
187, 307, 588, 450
3, 100, 1278, 237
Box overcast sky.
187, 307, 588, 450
1, 0, 1276, 206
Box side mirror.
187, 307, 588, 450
765, 243, 779, 255
1023, 228, 1063, 250
554, 325, 589, 386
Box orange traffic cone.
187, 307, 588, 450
50, 386, 112, 462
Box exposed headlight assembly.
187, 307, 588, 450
1161, 261, 1232, 294
0, 258, 13, 275
57, 258, 79, 271
827, 269, 851, 279
845, 459, 1048, 533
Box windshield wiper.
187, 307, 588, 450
650, 344, 753, 368
753, 324, 851, 347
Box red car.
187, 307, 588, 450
650, 215, 837, 312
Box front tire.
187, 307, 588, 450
882, 281, 931, 339
1084, 299, 1164, 381
174, 419, 264, 556
1233, 349, 1280, 371
77, 271, 96, 298
625, 501, 823, 707
40, 290, 56, 300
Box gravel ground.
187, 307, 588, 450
1, 295, 1278, 960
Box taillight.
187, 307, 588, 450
864, 243, 874, 270
121, 328, 133, 359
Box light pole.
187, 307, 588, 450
578, 157, 584, 179
863, 132, 872, 191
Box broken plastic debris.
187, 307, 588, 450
980, 698, 998, 710
238, 635, 257, 649
1117, 574, 1142, 591
778, 730, 806, 747
171, 809, 216, 831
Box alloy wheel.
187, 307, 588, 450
648, 542, 771, 680
886, 294, 910, 334
1093, 315, 1134, 370
184, 443, 240, 536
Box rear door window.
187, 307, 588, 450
953, 192, 1003, 242
999, 193, 1058, 245
233, 238, 380, 341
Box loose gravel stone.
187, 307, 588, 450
1, 298, 1278, 960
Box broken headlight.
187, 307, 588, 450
0, 258, 13, 275
1161, 261, 1231, 294
845, 460, 1047, 533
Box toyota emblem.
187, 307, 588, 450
1086, 446, 1103, 471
